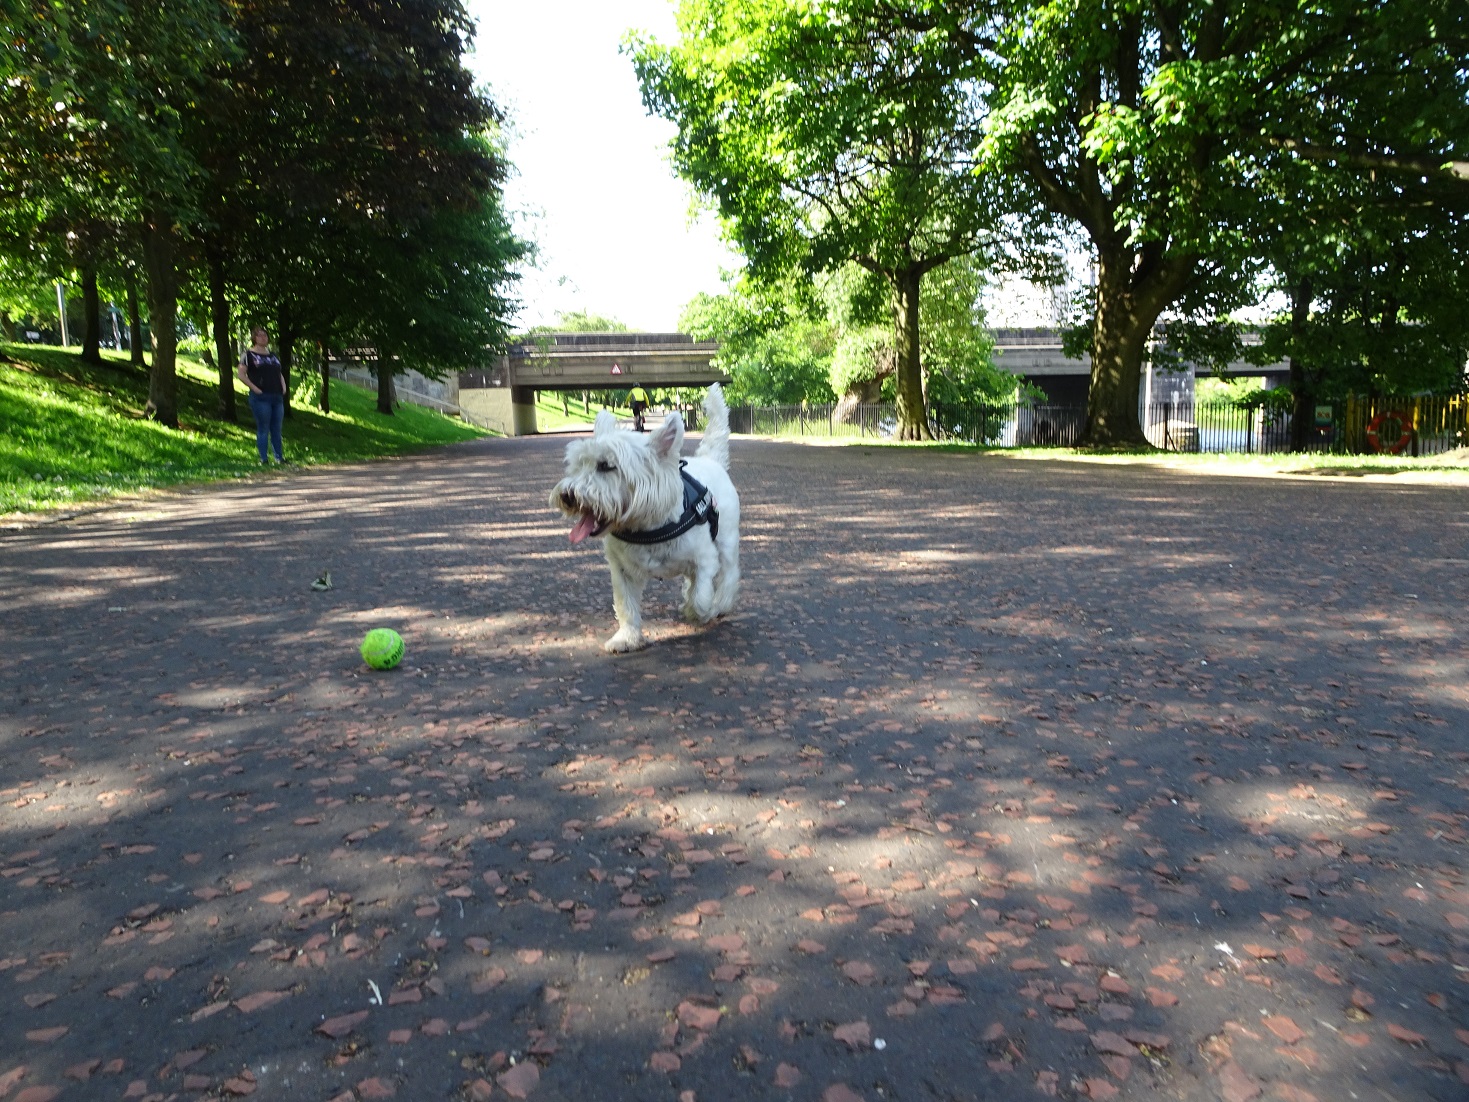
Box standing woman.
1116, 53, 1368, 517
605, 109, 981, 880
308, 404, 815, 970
238, 326, 286, 464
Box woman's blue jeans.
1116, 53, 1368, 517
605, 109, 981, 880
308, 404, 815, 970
248, 392, 285, 463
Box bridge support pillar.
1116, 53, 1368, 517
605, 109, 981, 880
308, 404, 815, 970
511, 386, 538, 436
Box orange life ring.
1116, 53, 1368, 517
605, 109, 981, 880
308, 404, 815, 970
1364, 409, 1413, 454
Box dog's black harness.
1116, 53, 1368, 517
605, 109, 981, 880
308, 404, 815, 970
612, 461, 719, 545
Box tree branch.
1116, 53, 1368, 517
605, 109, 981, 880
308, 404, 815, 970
1269, 137, 1469, 186
1019, 137, 1095, 238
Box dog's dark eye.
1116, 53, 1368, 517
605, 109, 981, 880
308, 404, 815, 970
596, 460, 616, 473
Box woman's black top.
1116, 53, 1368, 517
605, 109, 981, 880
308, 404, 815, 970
244, 350, 284, 394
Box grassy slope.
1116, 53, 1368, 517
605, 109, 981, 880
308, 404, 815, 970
0, 343, 486, 514
533, 393, 632, 430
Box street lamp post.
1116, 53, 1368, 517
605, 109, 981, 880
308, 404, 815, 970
55, 282, 69, 346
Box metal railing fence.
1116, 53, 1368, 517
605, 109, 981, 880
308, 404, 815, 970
727, 403, 894, 438
728, 395, 1469, 456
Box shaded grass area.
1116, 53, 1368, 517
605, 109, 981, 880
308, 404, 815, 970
0, 343, 485, 514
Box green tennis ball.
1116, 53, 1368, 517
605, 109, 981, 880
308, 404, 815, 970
361, 628, 404, 670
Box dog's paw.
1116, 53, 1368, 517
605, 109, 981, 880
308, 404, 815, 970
604, 630, 644, 654
683, 594, 719, 624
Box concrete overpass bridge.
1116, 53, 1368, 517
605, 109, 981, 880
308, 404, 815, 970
345, 327, 1286, 436
458, 332, 726, 435
991, 327, 1288, 405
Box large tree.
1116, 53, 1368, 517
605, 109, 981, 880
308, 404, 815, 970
633, 0, 1026, 439
1132, 0, 1469, 444
1246, 171, 1469, 443
350, 181, 526, 414
18, 4, 235, 423
966, 1, 1272, 445
1241, 0, 1469, 440
217, 0, 521, 416
920, 0, 1467, 446
2, 0, 236, 425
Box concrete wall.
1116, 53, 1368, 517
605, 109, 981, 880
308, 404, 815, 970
331, 363, 463, 416
458, 386, 515, 436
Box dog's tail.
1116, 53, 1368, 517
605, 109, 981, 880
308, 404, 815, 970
695, 382, 730, 470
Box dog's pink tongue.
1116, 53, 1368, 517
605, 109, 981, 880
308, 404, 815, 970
569, 514, 598, 544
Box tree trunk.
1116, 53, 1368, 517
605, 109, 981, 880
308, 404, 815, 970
208, 247, 236, 422
141, 214, 179, 428
376, 358, 395, 414
1083, 253, 1154, 447
80, 263, 102, 364
1287, 276, 1316, 450
126, 270, 146, 367
891, 268, 932, 440
834, 375, 885, 423
276, 308, 296, 420
318, 341, 331, 414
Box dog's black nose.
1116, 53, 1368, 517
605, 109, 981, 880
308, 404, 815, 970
561, 490, 577, 509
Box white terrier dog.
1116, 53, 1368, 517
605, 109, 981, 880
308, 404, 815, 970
550, 384, 741, 653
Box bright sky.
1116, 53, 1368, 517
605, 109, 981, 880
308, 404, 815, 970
464, 0, 740, 333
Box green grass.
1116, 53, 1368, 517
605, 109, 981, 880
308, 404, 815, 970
849, 439, 1469, 476
533, 393, 631, 430
0, 343, 487, 514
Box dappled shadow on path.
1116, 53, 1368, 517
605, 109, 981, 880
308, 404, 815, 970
1, 440, 1467, 1101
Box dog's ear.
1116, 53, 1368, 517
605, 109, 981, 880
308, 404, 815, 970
593, 411, 618, 437
651, 412, 684, 460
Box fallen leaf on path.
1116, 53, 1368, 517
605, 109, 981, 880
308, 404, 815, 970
316, 1010, 370, 1039
233, 990, 290, 1014
677, 1001, 722, 1030
498, 1061, 539, 1099
1264, 1016, 1305, 1044
1090, 1031, 1136, 1056
1217, 1061, 1261, 1102
649, 1052, 681, 1073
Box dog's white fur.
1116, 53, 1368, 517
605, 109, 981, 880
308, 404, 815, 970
550, 384, 740, 652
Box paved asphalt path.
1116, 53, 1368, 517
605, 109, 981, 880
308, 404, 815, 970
2, 434, 1467, 1102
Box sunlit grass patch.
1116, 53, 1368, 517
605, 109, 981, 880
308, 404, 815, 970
847, 438, 1469, 477
0, 343, 486, 514
533, 393, 630, 431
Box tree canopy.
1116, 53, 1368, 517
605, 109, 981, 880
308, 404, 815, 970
949, 0, 1466, 442
680, 280, 837, 406
632, 0, 1030, 438
643, 0, 1468, 446
680, 256, 1015, 410
0, 0, 527, 424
